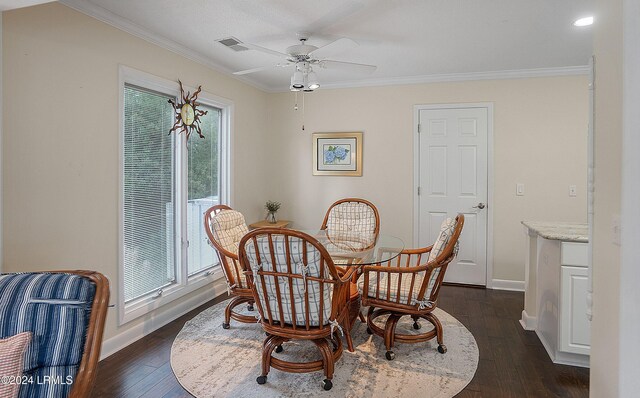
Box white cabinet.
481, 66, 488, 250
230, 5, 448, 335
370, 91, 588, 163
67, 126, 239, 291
559, 242, 590, 360
521, 225, 590, 367
560, 265, 590, 355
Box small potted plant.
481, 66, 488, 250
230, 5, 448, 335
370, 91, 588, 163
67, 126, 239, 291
265, 200, 281, 223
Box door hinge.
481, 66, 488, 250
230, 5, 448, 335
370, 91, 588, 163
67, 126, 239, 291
417, 123, 422, 133
417, 186, 421, 196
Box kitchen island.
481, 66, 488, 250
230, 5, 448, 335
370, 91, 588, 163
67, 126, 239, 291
521, 221, 589, 368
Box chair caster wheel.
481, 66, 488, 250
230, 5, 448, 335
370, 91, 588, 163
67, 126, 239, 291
248, 304, 254, 311
322, 379, 333, 391
366, 327, 373, 335
438, 344, 447, 354
222, 322, 230, 329
385, 351, 396, 361
413, 321, 421, 330
257, 375, 267, 385
275, 344, 283, 353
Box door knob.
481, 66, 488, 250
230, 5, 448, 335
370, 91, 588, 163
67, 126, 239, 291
473, 203, 486, 209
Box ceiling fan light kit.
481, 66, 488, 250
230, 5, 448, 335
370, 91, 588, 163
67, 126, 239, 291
307, 71, 320, 90
289, 62, 320, 92
291, 69, 305, 89
230, 33, 376, 92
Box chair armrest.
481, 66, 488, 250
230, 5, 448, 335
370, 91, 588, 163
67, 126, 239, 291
399, 245, 434, 255
362, 263, 429, 274
53, 270, 110, 398
337, 266, 358, 283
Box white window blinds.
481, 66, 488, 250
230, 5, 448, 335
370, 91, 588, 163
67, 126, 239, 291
123, 84, 176, 302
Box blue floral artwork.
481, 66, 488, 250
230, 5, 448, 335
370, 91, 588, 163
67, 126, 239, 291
323, 145, 350, 165
313, 132, 361, 175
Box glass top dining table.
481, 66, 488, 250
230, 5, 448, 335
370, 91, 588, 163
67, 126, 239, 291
299, 230, 404, 266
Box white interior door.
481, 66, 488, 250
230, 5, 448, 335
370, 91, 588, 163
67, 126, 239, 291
417, 106, 489, 285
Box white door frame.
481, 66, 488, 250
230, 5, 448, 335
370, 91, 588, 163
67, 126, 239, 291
413, 102, 495, 288
620, 0, 640, 392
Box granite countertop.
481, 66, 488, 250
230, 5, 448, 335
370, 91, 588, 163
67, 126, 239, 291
521, 221, 588, 243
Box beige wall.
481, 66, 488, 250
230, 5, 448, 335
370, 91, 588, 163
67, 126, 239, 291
2, 3, 271, 340
267, 78, 588, 282
590, 0, 622, 396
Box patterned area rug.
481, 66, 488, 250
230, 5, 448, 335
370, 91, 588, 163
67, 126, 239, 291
171, 300, 478, 397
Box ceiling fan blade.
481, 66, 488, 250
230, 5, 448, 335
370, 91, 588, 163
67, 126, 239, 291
320, 60, 377, 74
233, 63, 291, 75
243, 42, 290, 58
309, 38, 358, 59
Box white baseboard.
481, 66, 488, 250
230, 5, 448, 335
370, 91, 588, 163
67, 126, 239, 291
519, 310, 537, 330
535, 330, 590, 368
100, 278, 227, 360
490, 279, 525, 292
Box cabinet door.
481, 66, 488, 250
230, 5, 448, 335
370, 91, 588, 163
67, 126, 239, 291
560, 266, 590, 355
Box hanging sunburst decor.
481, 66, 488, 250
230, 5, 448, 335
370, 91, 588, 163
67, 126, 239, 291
168, 80, 208, 140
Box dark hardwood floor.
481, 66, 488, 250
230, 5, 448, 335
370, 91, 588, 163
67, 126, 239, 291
94, 286, 589, 397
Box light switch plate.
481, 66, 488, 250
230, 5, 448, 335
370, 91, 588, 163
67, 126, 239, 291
516, 183, 525, 196
612, 214, 621, 246
569, 185, 577, 197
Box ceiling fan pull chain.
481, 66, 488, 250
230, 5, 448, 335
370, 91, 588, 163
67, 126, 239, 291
302, 91, 306, 131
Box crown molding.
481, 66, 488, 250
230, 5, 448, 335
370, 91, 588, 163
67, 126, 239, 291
58, 0, 272, 92
270, 65, 590, 92
58, 1, 589, 94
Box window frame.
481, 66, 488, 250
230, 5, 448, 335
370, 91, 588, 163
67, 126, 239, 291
118, 65, 233, 325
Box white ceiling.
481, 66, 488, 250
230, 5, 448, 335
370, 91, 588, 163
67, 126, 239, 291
0, 0, 54, 11
59, 0, 594, 92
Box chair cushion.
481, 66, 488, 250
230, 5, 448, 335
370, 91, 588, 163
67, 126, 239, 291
427, 218, 458, 263
210, 210, 249, 255
0, 272, 96, 395
326, 202, 377, 250
361, 218, 457, 304
210, 210, 249, 285
0, 332, 32, 398
243, 235, 333, 326
360, 271, 436, 305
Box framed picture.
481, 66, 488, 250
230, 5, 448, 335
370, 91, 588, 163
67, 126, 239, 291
312, 132, 363, 176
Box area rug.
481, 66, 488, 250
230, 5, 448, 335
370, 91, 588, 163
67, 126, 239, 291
171, 299, 478, 397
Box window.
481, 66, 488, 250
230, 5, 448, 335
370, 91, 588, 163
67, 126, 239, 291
187, 106, 220, 276
119, 67, 231, 324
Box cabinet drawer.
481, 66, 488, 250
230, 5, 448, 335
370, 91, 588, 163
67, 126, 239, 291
561, 242, 588, 267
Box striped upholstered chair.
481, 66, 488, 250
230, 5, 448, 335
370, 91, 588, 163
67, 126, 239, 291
0, 271, 109, 397
204, 205, 255, 328
239, 228, 354, 391
361, 215, 464, 360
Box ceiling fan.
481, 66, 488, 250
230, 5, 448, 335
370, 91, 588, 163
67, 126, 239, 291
232, 32, 377, 91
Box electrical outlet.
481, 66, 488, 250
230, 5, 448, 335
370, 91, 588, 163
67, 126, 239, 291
569, 185, 577, 197
612, 214, 621, 246
516, 183, 525, 196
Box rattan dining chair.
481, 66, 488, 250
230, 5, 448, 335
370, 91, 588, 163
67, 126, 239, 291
360, 214, 464, 360
321, 198, 380, 324
320, 198, 380, 251
204, 205, 256, 328
239, 228, 355, 391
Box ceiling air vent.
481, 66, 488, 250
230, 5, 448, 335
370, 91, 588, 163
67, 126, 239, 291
216, 37, 248, 52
